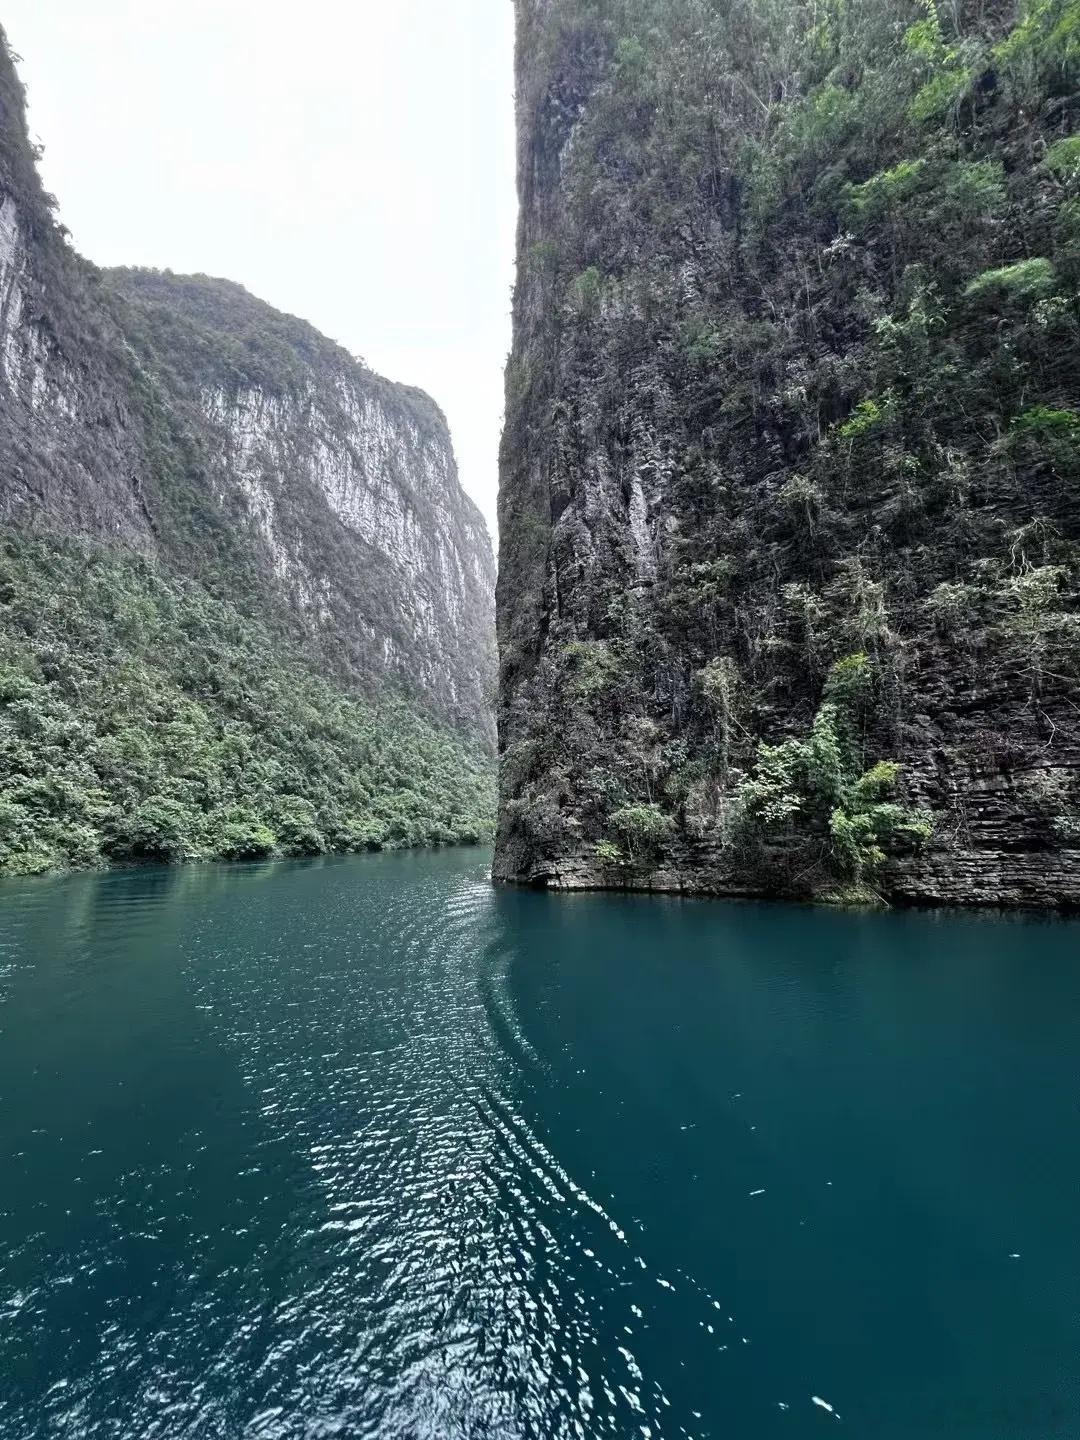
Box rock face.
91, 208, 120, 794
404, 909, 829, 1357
0, 33, 495, 743
496, 0, 1080, 907
107, 270, 496, 740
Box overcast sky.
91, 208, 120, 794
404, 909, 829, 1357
4, 0, 516, 537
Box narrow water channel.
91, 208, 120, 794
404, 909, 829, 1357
1, 849, 1077, 1438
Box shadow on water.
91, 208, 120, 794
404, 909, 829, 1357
2, 850, 1078, 1438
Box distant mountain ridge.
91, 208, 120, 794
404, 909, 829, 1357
0, 29, 496, 873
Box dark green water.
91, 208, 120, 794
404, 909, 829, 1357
1, 850, 1078, 1438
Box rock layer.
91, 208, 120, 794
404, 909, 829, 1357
0, 32, 495, 742
496, 0, 1080, 907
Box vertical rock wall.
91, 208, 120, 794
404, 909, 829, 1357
496, 0, 1080, 906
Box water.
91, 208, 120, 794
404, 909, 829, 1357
1, 850, 1078, 1439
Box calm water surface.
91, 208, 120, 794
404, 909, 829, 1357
1, 849, 1078, 1438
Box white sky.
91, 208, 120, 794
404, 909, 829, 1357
3, 0, 516, 537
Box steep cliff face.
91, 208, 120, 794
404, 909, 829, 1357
0, 34, 494, 743
497, 0, 1080, 907
106, 270, 496, 740
0, 48, 157, 545
0, 31, 496, 875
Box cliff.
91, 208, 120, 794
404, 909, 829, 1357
103, 269, 496, 740
496, 0, 1080, 908
0, 31, 496, 874
0, 36, 494, 740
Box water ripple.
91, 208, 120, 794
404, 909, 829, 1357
3, 852, 1079, 1438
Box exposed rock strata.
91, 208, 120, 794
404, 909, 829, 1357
0, 32, 495, 742
496, 0, 1080, 907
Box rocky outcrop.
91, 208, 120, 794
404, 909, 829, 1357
496, 0, 1080, 907
0, 31, 495, 743
0, 55, 157, 545
107, 270, 496, 740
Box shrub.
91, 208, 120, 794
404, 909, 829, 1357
107, 797, 199, 863
909, 68, 972, 123
964, 258, 1056, 303
734, 657, 933, 887
528, 239, 560, 275
607, 803, 674, 859
214, 813, 277, 860
273, 797, 325, 857
736, 740, 807, 827
1011, 405, 1080, 439
569, 267, 603, 315
844, 160, 927, 225
615, 35, 647, 77
837, 396, 892, 441
562, 640, 623, 700
1045, 135, 1080, 181
942, 160, 1006, 219
822, 652, 873, 709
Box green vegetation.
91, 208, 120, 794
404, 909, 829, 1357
844, 159, 927, 224
735, 657, 933, 894
606, 803, 675, 859
569, 266, 605, 315
1045, 135, 1080, 178
0, 533, 494, 876
105, 269, 351, 395
497, 0, 1080, 903
837, 396, 892, 441
561, 640, 624, 700
964, 258, 1057, 303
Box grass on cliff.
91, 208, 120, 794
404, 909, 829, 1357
0, 531, 495, 876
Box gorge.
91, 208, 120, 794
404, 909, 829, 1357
2, 6, 1080, 1439
0, 27, 496, 875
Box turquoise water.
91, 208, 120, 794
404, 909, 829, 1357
1, 849, 1077, 1438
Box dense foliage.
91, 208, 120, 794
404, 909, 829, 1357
0, 533, 494, 876
498, 0, 1080, 901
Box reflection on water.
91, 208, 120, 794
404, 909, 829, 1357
1, 850, 1078, 1438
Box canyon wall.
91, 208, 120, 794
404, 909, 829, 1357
0, 33, 495, 742
496, 0, 1080, 906
0, 29, 496, 874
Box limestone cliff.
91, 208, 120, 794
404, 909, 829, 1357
0, 30, 496, 875
0, 32, 494, 743
106, 270, 496, 741
496, 0, 1080, 908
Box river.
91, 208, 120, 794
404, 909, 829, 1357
1, 849, 1077, 1437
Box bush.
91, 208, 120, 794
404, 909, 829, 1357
272, 797, 326, 857
562, 640, 623, 700
837, 397, 892, 441
107, 797, 199, 863
1045, 136, 1080, 180
607, 803, 674, 859
569, 267, 603, 315
0, 532, 496, 875
1011, 405, 1080, 438
214, 813, 277, 860
735, 658, 933, 885
822, 652, 873, 709
964, 258, 1056, 303
844, 159, 926, 225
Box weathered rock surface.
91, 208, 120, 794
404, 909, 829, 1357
0, 32, 495, 743
107, 269, 496, 740
496, 0, 1080, 908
